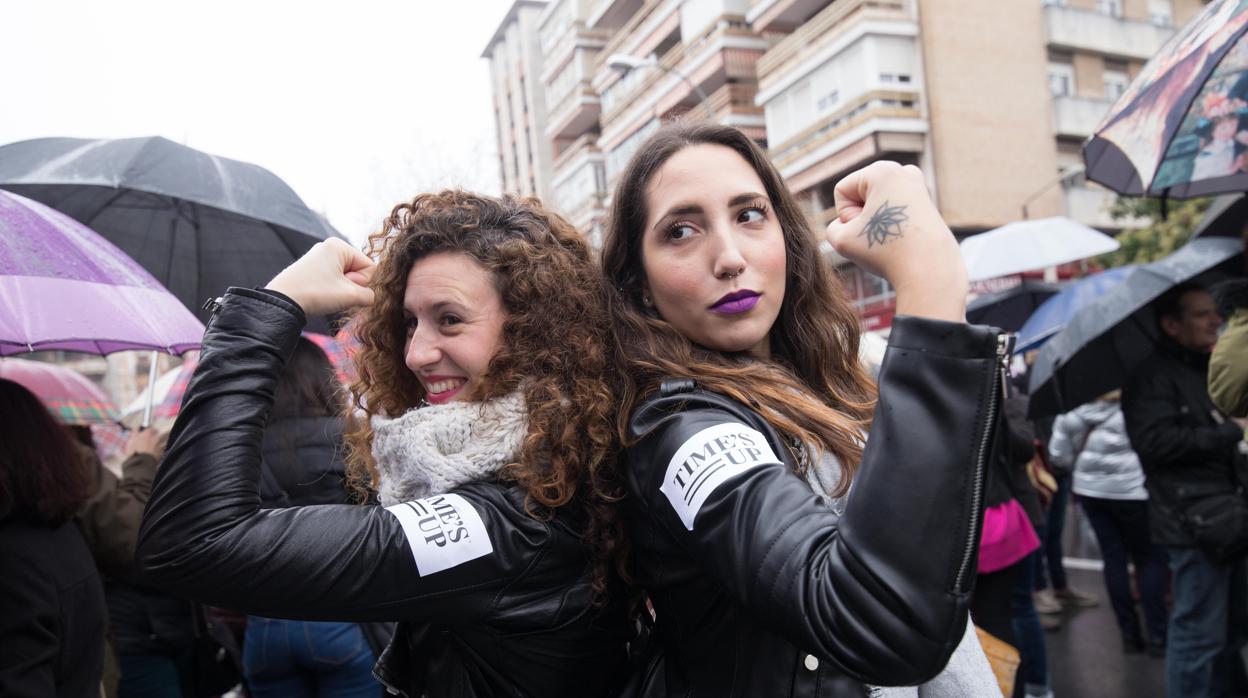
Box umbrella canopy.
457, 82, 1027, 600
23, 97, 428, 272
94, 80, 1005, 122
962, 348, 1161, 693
1015, 266, 1136, 353
960, 217, 1120, 282
0, 189, 203, 356
1027, 237, 1244, 417
966, 280, 1066, 332
1084, 0, 1248, 198
1194, 193, 1248, 238
0, 136, 347, 331
119, 332, 356, 426
0, 357, 117, 425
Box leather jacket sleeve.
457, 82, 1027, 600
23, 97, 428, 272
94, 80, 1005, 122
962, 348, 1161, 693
626, 317, 1004, 685
136, 288, 549, 623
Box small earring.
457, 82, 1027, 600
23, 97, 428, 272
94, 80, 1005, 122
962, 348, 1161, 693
642, 294, 653, 307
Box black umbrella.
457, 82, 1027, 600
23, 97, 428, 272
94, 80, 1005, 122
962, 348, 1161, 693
0, 136, 346, 330
1194, 193, 1248, 238
966, 280, 1066, 332
1027, 236, 1244, 418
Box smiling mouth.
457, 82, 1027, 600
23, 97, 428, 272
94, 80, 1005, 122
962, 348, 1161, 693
424, 377, 468, 403
710, 290, 761, 314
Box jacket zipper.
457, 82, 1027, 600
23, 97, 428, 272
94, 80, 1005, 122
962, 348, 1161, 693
953, 332, 1011, 591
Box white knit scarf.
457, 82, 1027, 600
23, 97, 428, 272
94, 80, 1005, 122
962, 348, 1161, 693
370, 391, 528, 506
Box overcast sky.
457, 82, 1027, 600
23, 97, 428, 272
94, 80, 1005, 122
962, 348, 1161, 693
0, 0, 516, 244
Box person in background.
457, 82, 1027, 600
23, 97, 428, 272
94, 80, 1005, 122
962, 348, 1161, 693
1048, 390, 1169, 657
0, 378, 107, 697
1123, 282, 1248, 698
1209, 278, 1248, 419
973, 389, 1044, 697
243, 336, 380, 696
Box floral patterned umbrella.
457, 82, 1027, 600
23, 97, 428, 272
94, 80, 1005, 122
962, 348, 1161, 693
1084, 0, 1248, 198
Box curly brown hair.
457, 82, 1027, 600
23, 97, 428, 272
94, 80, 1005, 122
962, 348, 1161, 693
601, 122, 876, 495
343, 190, 627, 599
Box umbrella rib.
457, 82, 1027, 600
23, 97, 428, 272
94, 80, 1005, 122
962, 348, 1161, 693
82, 188, 132, 229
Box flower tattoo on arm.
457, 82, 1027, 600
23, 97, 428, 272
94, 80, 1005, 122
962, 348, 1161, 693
860, 201, 908, 247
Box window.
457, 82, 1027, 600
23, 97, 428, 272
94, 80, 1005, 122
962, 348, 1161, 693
879, 73, 912, 84
1047, 62, 1074, 97
1103, 66, 1130, 102
1041, 0, 1066, 5
1096, 0, 1123, 17
817, 89, 840, 112
1147, 0, 1172, 25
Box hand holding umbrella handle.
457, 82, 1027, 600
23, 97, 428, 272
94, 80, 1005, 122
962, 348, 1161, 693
824, 162, 968, 323
266, 239, 376, 316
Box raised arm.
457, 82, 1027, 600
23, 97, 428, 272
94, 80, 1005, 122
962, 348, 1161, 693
628, 315, 1004, 685
137, 287, 544, 623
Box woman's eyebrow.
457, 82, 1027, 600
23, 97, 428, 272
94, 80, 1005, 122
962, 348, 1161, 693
728, 192, 766, 207
652, 203, 703, 231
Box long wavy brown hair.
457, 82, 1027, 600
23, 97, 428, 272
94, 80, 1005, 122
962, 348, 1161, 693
344, 191, 627, 598
601, 122, 876, 494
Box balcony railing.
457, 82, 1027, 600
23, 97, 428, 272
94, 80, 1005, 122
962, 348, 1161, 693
599, 19, 763, 126
771, 89, 922, 168
756, 0, 914, 83
1044, 4, 1174, 60
1051, 95, 1112, 139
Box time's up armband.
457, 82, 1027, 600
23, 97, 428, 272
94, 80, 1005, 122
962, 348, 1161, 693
660, 423, 782, 530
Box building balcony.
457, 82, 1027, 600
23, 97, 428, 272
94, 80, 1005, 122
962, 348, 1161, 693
769, 89, 926, 190
1051, 95, 1112, 139
1044, 4, 1174, 60
540, 22, 611, 85
747, 0, 833, 33
587, 0, 646, 30
546, 86, 603, 141
597, 19, 768, 151
552, 134, 608, 222
591, 0, 682, 94
755, 0, 915, 90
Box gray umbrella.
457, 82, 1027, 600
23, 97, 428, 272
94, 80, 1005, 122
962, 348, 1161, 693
1194, 194, 1248, 239
1027, 236, 1244, 418
0, 136, 346, 330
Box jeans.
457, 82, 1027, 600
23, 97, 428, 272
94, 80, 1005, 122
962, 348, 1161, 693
1081, 497, 1168, 643
1165, 547, 1247, 698
1035, 474, 1070, 591
1013, 545, 1049, 696
243, 618, 380, 698
118, 652, 192, 698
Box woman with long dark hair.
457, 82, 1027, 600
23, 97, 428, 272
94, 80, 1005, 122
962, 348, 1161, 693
0, 377, 106, 697
242, 336, 379, 696
138, 192, 630, 698
601, 121, 1004, 696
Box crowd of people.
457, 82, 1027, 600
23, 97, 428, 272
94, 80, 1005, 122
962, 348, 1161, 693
1, 120, 1246, 698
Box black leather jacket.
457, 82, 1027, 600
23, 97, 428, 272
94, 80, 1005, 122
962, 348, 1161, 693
1122, 340, 1247, 547
137, 288, 629, 697
621, 317, 1006, 697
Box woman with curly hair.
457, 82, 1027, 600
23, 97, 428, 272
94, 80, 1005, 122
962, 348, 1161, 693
138, 192, 630, 698
602, 121, 1005, 697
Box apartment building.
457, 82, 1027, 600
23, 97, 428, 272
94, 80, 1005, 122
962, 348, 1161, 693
483, 0, 556, 202
487, 0, 1207, 328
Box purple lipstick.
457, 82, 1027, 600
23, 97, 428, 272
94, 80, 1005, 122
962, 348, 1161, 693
710, 290, 761, 314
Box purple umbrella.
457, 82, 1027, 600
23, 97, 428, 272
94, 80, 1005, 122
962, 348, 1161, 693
0, 189, 203, 356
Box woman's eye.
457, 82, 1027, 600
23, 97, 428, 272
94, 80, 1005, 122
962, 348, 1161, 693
668, 223, 696, 240
739, 207, 766, 224
440, 315, 462, 327
404, 317, 418, 333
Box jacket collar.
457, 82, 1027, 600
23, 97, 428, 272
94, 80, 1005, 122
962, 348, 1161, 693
1157, 336, 1211, 371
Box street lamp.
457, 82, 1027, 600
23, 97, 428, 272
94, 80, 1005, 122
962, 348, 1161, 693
1021, 163, 1086, 220
606, 53, 715, 121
